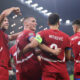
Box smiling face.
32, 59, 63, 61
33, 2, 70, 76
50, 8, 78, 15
1, 17, 9, 30
24, 17, 37, 31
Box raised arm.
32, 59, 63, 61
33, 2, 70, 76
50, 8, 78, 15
0, 7, 21, 26
1, 7, 21, 17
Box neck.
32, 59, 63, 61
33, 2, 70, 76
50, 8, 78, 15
0, 27, 6, 32
24, 26, 30, 30
49, 25, 59, 30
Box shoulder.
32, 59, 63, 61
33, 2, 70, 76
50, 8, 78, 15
70, 34, 78, 41
37, 29, 49, 34
59, 31, 70, 38
23, 30, 35, 35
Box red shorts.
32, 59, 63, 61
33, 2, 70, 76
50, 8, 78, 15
42, 72, 70, 80
74, 72, 80, 79
0, 66, 9, 80
16, 71, 21, 80
16, 61, 42, 80
74, 63, 80, 78
16, 64, 22, 80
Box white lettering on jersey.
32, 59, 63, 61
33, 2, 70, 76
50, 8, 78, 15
71, 36, 79, 41
49, 35, 63, 41
0, 46, 3, 52
78, 41, 80, 45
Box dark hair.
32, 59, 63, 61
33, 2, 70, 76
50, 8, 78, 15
48, 13, 59, 25
72, 19, 80, 26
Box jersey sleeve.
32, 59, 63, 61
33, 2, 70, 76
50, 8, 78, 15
65, 35, 71, 50
70, 37, 73, 48
28, 31, 35, 41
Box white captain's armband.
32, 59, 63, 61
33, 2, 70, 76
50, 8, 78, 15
34, 35, 42, 43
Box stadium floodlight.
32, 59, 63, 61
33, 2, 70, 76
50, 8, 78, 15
41, 10, 48, 14
36, 7, 43, 11
25, 0, 32, 5
18, 26, 23, 29
59, 19, 62, 22
10, 31, 14, 34
11, 23, 16, 27
31, 3, 38, 8
12, 15, 18, 19
65, 20, 71, 24
20, 0, 24, 3
45, 12, 52, 16
39, 25, 43, 29
44, 27, 48, 30
20, 18, 24, 22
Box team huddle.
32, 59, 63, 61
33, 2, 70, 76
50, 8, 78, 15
0, 7, 80, 80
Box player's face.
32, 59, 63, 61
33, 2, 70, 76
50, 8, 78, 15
28, 17, 37, 31
1, 17, 9, 30
72, 25, 77, 33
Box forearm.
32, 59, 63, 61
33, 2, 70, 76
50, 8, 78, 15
1, 7, 21, 18
65, 49, 71, 61
22, 44, 33, 54
9, 32, 21, 41
39, 44, 57, 55
1, 7, 14, 17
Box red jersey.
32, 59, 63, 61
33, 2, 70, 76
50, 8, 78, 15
4, 33, 9, 44
9, 45, 17, 64
16, 29, 41, 68
37, 29, 70, 72
70, 32, 80, 72
0, 30, 10, 69
16, 30, 35, 62
16, 30, 42, 80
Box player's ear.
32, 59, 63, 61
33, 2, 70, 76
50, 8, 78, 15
76, 26, 78, 32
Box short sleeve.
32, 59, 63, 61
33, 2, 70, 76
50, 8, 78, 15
65, 35, 71, 50
28, 31, 35, 41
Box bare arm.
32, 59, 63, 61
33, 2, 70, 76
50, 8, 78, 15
1, 7, 21, 17
65, 49, 71, 61
0, 14, 5, 24
8, 32, 21, 41
20, 39, 61, 56
39, 44, 61, 56
0, 7, 21, 26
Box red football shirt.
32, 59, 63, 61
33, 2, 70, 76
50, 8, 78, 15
16, 30, 35, 62
10, 45, 17, 64
70, 32, 80, 72
37, 29, 70, 72
0, 30, 10, 69
16, 30, 42, 79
